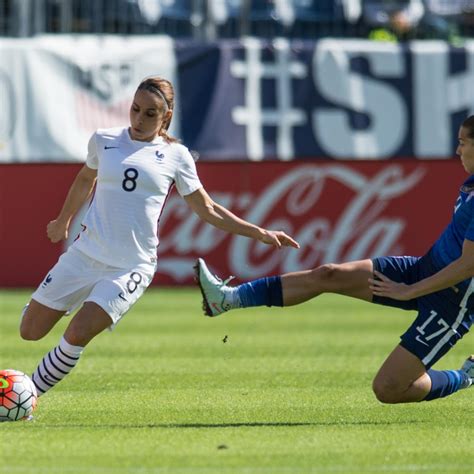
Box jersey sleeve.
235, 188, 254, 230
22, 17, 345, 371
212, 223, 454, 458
86, 133, 99, 169
174, 147, 202, 196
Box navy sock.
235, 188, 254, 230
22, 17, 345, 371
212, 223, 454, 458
424, 369, 469, 401
236, 276, 283, 308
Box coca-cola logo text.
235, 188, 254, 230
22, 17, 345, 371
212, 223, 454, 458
157, 164, 425, 281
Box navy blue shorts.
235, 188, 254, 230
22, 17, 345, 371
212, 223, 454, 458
372, 255, 474, 368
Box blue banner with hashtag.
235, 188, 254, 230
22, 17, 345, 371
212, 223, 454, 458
176, 38, 471, 161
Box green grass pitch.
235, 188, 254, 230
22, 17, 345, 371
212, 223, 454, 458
1, 288, 472, 473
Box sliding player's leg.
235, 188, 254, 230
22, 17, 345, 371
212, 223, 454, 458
373, 345, 472, 404
195, 258, 374, 317
373, 293, 474, 404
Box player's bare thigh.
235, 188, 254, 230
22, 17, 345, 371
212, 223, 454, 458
20, 299, 66, 341
281, 259, 374, 306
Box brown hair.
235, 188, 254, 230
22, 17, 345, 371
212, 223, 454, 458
137, 77, 179, 143
462, 115, 474, 140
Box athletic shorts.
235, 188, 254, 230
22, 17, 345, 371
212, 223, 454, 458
372, 255, 474, 368
31, 246, 156, 325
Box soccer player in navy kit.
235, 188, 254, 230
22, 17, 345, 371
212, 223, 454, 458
20, 76, 299, 398
196, 115, 474, 404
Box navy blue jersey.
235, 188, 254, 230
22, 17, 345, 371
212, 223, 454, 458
371, 176, 474, 366
428, 174, 474, 291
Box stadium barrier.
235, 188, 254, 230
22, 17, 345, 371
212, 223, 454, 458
1, 160, 464, 287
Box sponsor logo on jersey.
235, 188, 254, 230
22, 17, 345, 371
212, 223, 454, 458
155, 151, 165, 162
415, 335, 430, 347
104, 145, 119, 150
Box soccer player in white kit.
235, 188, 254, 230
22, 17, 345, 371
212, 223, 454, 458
21, 76, 300, 397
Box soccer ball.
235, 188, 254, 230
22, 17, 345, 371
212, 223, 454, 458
0, 369, 38, 422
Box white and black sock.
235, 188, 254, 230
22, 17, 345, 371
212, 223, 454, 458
32, 337, 84, 396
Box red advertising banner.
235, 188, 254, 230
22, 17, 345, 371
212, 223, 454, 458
0, 161, 465, 288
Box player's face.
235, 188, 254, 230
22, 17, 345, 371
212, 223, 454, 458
457, 127, 474, 174
129, 89, 168, 142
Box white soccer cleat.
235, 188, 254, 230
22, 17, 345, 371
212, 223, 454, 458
460, 355, 474, 388
194, 258, 235, 317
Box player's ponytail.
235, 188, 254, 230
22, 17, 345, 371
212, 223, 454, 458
137, 77, 179, 144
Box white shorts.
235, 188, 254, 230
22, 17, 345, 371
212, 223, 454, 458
31, 247, 156, 325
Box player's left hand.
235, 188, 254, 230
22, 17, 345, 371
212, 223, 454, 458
258, 230, 300, 249
368, 270, 414, 300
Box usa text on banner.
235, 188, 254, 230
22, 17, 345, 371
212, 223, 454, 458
0, 35, 177, 163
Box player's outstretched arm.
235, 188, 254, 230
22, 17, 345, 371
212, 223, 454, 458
184, 187, 299, 249
47, 164, 97, 243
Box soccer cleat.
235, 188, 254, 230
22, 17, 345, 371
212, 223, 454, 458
460, 356, 474, 388
194, 258, 235, 317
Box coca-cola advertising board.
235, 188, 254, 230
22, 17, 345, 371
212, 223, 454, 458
0, 161, 465, 287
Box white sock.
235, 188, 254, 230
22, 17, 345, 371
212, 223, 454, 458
32, 337, 84, 396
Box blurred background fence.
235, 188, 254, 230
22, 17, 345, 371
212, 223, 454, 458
2, 0, 363, 38
1, 0, 474, 40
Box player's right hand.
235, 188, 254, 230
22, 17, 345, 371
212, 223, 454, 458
257, 229, 300, 249
47, 219, 69, 243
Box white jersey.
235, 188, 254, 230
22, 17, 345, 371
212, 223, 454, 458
72, 127, 202, 268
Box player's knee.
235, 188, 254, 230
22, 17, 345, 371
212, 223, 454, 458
64, 329, 89, 347
308, 263, 341, 289
64, 325, 97, 347
19, 321, 44, 341
372, 376, 405, 404
311, 263, 338, 282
